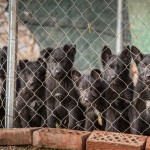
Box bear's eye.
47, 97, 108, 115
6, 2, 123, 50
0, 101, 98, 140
61, 61, 66, 65
26, 71, 31, 75
1, 57, 4, 62
52, 59, 56, 63
141, 63, 146, 68
79, 88, 83, 91
91, 90, 97, 97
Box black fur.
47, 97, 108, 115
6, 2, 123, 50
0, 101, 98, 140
13, 58, 47, 127
101, 46, 133, 133
0, 46, 7, 127
130, 46, 150, 135
72, 69, 107, 131
42, 44, 84, 129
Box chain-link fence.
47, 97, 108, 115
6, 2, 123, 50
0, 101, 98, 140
1, 0, 150, 136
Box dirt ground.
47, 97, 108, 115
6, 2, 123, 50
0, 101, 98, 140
0, 146, 59, 150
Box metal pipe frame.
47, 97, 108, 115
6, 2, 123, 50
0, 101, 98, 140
5, 0, 18, 128
116, 0, 123, 54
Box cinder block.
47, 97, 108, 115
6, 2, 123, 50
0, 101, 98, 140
0, 128, 40, 145
86, 131, 147, 150
33, 128, 91, 150
146, 137, 150, 150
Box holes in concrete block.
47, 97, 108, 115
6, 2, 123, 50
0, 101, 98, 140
88, 131, 144, 146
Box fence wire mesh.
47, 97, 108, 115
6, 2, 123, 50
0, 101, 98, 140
0, 0, 150, 136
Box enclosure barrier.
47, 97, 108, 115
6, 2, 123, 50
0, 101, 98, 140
0, 128, 148, 150
0, 0, 150, 145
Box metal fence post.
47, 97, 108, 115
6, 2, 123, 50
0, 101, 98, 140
116, 0, 123, 54
5, 0, 18, 128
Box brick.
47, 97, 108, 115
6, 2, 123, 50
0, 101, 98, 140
86, 131, 147, 150
33, 128, 91, 150
146, 137, 150, 150
0, 128, 40, 145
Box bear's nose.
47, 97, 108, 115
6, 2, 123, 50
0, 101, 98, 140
111, 74, 116, 80
29, 80, 34, 85
55, 69, 61, 75
56, 69, 60, 73
146, 74, 150, 80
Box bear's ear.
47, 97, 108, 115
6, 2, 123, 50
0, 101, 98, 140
37, 58, 43, 62
101, 46, 112, 66
71, 69, 81, 82
38, 58, 47, 69
18, 60, 28, 72
2, 46, 7, 52
131, 46, 143, 65
0, 46, 7, 55
40, 47, 53, 59
63, 44, 76, 56
91, 69, 102, 81
120, 45, 131, 65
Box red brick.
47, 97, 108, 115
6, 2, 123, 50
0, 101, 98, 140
0, 128, 40, 145
146, 137, 150, 150
33, 128, 91, 150
86, 131, 147, 150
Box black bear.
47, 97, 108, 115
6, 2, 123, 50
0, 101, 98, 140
71, 69, 107, 131
130, 46, 150, 135
0, 46, 7, 127
101, 46, 133, 133
13, 58, 47, 127
41, 44, 84, 129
